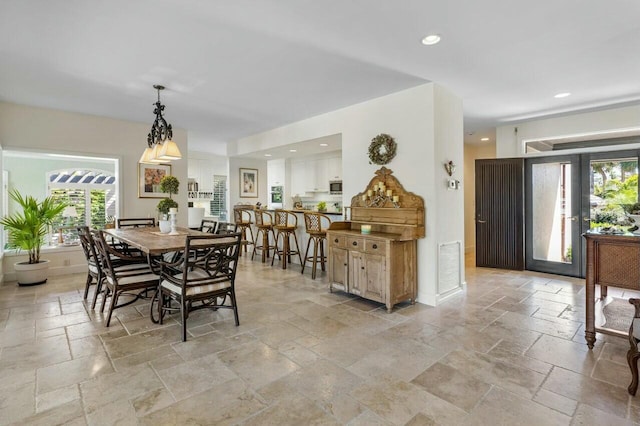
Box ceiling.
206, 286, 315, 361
1, 0, 639, 154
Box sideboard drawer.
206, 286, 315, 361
347, 237, 365, 251
329, 235, 346, 248
365, 239, 386, 254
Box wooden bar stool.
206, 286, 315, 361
252, 210, 276, 263
234, 207, 255, 255
302, 212, 332, 279
271, 210, 302, 270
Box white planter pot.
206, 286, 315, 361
14, 259, 50, 286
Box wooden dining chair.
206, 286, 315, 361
117, 217, 156, 228
199, 219, 218, 234
156, 233, 242, 341
93, 231, 160, 326
216, 222, 238, 235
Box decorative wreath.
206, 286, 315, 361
368, 133, 397, 165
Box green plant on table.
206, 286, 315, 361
157, 175, 180, 216
317, 201, 327, 212
0, 189, 67, 264
157, 198, 179, 216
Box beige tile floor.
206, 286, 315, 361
1, 254, 640, 425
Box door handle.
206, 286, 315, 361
477, 220, 487, 224
583, 217, 591, 222
569, 216, 578, 221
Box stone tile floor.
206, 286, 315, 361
1, 255, 640, 425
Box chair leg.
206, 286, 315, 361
629, 348, 640, 395
229, 289, 240, 326
271, 231, 280, 266
262, 228, 269, 262
251, 228, 261, 261
105, 290, 119, 327
320, 237, 326, 272
301, 237, 312, 275
181, 298, 187, 342
83, 273, 92, 299
311, 237, 319, 280
158, 287, 164, 325
100, 286, 110, 313
291, 231, 303, 266
282, 232, 290, 270
91, 276, 103, 310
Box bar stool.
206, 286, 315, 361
301, 212, 332, 279
252, 210, 276, 263
234, 207, 255, 255
271, 210, 302, 270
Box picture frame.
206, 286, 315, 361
138, 163, 171, 198
239, 168, 258, 198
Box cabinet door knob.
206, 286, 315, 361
372, 244, 378, 249
334, 239, 339, 243
352, 241, 357, 246
361, 266, 365, 270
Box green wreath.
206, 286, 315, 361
368, 133, 397, 165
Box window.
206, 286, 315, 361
210, 175, 227, 220
48, 169, 117, 230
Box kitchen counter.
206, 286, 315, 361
262, 209, 343, 216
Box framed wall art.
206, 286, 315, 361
138, 163, 171, 198
239, 168, 258, 198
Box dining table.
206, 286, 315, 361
103, 226, 234, 255
102, 226, 238, 323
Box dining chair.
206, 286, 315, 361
77, 226, 103, 307
252, 210, 276, 263
233, 207, 255, 254
157, 232, 242, 341
93, 231, 160, 326
199, 218, 218, 234
216, 222, 238, 234
117, 217, 156, 228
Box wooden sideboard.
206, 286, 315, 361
327, 167, 425, 312
584, 232, 640, 349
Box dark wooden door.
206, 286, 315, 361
475, 159, 524, 269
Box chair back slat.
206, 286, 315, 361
304, 212, 332, 233
77, 226, 99, 266
274, 210, 297, 228
117, 218, 156, 228
233, 207, 252, 224
167, 233, 242, 291
255, 210, 273, 227
199, 219, 218, 234
216, 222, 238, 234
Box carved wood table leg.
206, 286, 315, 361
585, 237, 596, 349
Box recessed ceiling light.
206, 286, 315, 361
320, 143, 329, 147
289, 149, 297, 152
264, 154, 272, 157
554, 92, 571, 98
421, 34, 441, 45
481, 137, 489, 141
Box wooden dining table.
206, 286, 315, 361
103, 226, 235, 255
103, 226, 238, 323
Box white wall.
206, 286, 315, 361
0, 102, 189, 222
228, 83, 464, 306
463, 143, 496, 254
496, 105, 640, 158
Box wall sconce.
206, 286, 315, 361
444, 161, 456, 176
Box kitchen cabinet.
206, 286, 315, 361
188, 159, 215, 193
267, 159, 286, 187
327, 166, 424, 312
290, 158, 331, 194
327, 156, 342, 181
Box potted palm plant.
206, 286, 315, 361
0, 189, 67, 285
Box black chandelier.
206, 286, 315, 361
139, 85, 182, 163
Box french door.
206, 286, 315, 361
525, 150, 640, 277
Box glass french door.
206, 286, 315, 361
525, 155, 582, 276
525, 150, 640, 277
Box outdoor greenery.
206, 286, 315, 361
590, 160, 639, 229
0, 190, 67, 263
